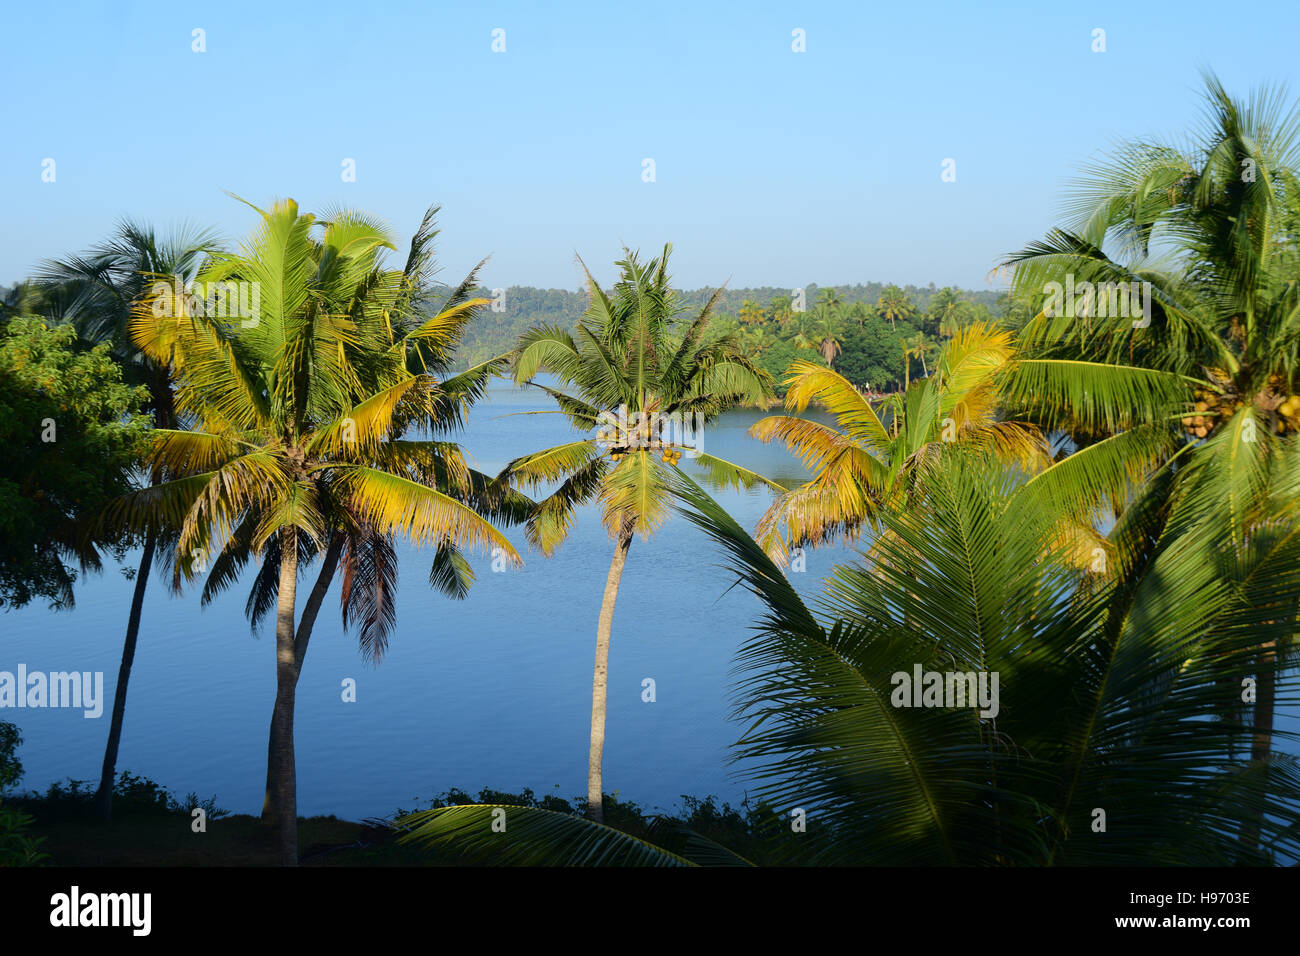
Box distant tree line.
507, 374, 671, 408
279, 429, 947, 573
452, 281, 1010, 395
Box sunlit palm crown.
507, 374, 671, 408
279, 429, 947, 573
750, 321, 1050, 563
500, 244, 778, 552
1002, 74, 1300, 554
116, 198, 525, 659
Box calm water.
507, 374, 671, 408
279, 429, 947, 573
1, 380, 855, 819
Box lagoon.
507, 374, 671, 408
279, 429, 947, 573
0, 378, 853, 820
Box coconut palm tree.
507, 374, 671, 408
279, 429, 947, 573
902, 332, 933, 387
0, 281, 42, 317
189, 206, 532, 824
671, 458, 1300, 864
814, 287, 843, 313
737, 299, 765, 326
876, 284, 915, 331
813, 313, 842, 366
750, 322, 1050, 562
788, 314, 817, 352
999, 76, 1300, 832
35, 221, 218, 822
396, 457, 1300, 865
498, 244, 777, 822
737, 325, 771, 356
767, 295, 793, 327
928, 286, 967, 338
113, 198, 521, 865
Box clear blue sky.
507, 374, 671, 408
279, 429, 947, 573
3, 0, 1297, 292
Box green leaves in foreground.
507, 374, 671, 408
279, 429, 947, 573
395, 452, 1300, 866
395, 805, 696, 867
671, 454, 1300, 866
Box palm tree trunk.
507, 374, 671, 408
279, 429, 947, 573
587, 526, 634, 823
259, 700, 277, 825
94, 530, 157, 822
270, 526, 300, 866
1240, 640, 1276, 854
260, 535, 344, 823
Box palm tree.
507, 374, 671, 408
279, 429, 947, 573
743, 326, 772, 355
396, 458, 1300, 865
671, 459, 1300, 864
736, 299, 765, 326
876, 284, 915, 331
114, 198, 521, 865
928, 286, 967, 338
35, 221, 218, 822
902, 332, 932, 387
191, 207, 532, 824
0, 281, 42, 318
814, 287, 843, 313
750, 322, 1049, 562
1000, 75, 1300, 833
767, 295, 792, 327
498, 244, 777, 822
788, 314, 817, 352
813, 313, 842, 366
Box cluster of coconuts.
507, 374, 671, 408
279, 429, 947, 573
1181, 387, 1221, 438
1273, 393, 1300, 433
609, 423, 655, 462
1181, 371, 1300, 438
607, 443, 684, 463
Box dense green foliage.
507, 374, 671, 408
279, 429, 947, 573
0, 722, 23, 793
831, 315, 916, 391
14, 771, 228, 824
0, 723, 47, 866
0, 318, 151, 608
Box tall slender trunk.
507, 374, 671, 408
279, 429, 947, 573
259, 704, 277, 825
587, 526, 634, 823
270, 526, 300, 866
261, 535, 344, 823
95, 530, 157, 822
